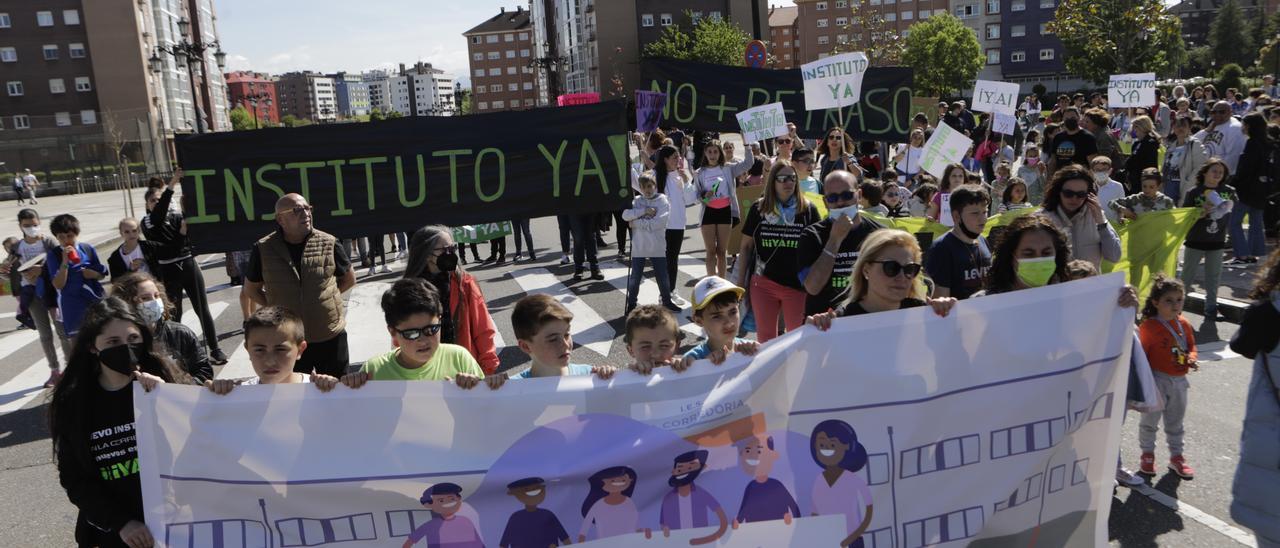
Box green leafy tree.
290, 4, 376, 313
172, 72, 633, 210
1208, 0, 1256, 68
1218, 63, 1245, 93
384, 110, 403, 120
901, 13, 983, 97
280, 115, 311, 127
1259, 35, 1280, 76
643, 11, 752, 66
369, 109, 385, 122
1049, 0, 1185, 84
829, 0, 904, 66
228, 106, 254, 131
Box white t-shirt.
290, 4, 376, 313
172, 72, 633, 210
118, 244, 150, 275
17, 239, 44, 287
895, 145, 924, 176
664, 172, 693, 230
1098, 179, 1126, 224
22, 173, 37, 185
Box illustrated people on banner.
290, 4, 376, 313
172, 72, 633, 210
404, 483, 484, 548
579, 466, 644, 542
732, 434, 799, 527
500, 477, 571, 548
658, 449, 728, 543
809, 419, 874, 548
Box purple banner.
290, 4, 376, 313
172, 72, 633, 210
635, 90, 668, 133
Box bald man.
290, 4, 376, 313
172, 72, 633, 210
795, 170, 882, 315
244, 194, 356, 376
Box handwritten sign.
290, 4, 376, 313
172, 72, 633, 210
635, 90, 667, 133
971, 80, 1019, 115
800, 51, 869, 111
1108, 73, 1156, 108
919, 121, 971, 180
735, 102, 790, 143
992, 112, 1016, 135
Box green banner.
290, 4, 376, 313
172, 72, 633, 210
452, 221, 513, 244
1102, 207, 1201, 300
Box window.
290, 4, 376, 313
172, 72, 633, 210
477, 101, 488, 109
660, 13, 673, 26
81, 110, 96, 124
518, 32, 529, 40
523, 82, 533, 90
986, 24, 999, 39
870, 0, 881, 5
276, 514, 376, 546
818, 35, 830, 44
641, 13, 654, 27
995, 473, 1043, 512
487, 68, 500, 76
920, 10, 931, 18
36, 11, 53, 26
489, 84, 501, 92
486, 51, 499, 60
836, 34, 848, 43
1040, 0, 1054, 7
507, 83, 517, 91
817, 1, 828, 9
955, 4, 976, 18
520, 48, 530, 57
474, 86, 483, 94
991, 417, 1066, 459
1011, 50, 1026, 62
492, 100, 505, 108
43, 45, 59, 60
783, 28, 790, 35
55, 112, 71, 127
1011, 25, 1026, 37
902, 10, 913, 20
13, 115, 30, 129
49, 78, 65, 93
6, 81, 22, 96
471, 36, 481, 44
505, 50, 515, 59
691, 11, 703, 21
783, 40, 791, 46
1, 47, 16, 62
900, 435, 981, 479
784, 53, 792, 60
1040, 22, 1052, 35
986, 49, 1000, 64
473, 68, 484, 77
524, 99, 534, 106
1012, 0, 1026, 10
903, 507, 984, 547
986, 0, 1000, 13
936, 8, 948, 14
709, 10, 721, 19
485, 35, 498, 43
817, 18, 829, 28
836, 0, 848, 6
1072, 458, 1090, 485
886, 13, 897, 21
506, 66, 516, 75
0, 13, 10, 28
836, 16, 848, 26
63, 9, 79, 25
886, 0, 896, 4
504, 33, 514, 42
472, 52, 483, 61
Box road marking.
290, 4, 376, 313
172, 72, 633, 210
1196, 341, 1241, 362
1129, 482, 1256, 546
181, 301, 230, 339
510, 266, 614, 357
0, 312, 14, 319
0, 331, 49, 415
344, 281, 392, 366
595, 260, 703, 340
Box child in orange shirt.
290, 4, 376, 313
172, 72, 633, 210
1136, 275, 1198, 479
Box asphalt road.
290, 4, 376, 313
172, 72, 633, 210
0, 213, 1265, 547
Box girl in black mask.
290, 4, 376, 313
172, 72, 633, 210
49, 297, 190, 548
402, 225, 501, 374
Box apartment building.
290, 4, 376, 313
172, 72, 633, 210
331, 71, 369, 118
768, 4, 800, 68
464, 6, 538, 112
954, 0, 1003, 80
225, 71, 278, 125
276, 71, 336, 122
793, 0, 948, 64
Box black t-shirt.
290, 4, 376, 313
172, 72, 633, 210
1181, 184, 1237, 250
246, 233, 350, 283
87, 383, 144, 526
925, 232, 991, 300
1050, 130, 1098, 169
743, 201, 821, 289
796, 215, 883, 315
837, 297, 926, 317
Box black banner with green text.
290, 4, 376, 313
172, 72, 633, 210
176, 101, 632, 254
640, 57, 914, 143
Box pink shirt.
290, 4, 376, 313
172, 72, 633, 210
810, 470, 873, 534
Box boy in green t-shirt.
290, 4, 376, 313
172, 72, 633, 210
343, 278, 494, 388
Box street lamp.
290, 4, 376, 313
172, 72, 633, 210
150, 16, 226, 134
245, 93, 271, 129
528, 45, 568, 102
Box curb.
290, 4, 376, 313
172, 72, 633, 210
1184, 291, 1248, 324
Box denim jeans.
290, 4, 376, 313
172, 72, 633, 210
568, 214, 598, 269
625, 257, 672, 311
1180, 247, 1223, 314
1230, 203, 1267, 258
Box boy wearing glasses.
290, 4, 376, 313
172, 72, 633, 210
925, 185, 992, 300
349, 278, 485, 385
796, 170, 882, 316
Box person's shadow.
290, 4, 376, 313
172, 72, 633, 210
1107, 473, 1186, 548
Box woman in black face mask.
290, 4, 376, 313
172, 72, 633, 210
49, 297, 189, 548
402, 225, 501, 374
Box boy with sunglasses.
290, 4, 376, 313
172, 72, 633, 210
796, 170, 882, 315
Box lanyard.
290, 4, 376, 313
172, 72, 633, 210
1159, 318, 1187, 352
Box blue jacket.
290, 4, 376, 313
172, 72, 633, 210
1229, 296, 1280, 542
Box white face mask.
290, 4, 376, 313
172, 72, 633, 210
21, 226, 39, 238
138, 298, 165, 325
828, 204, 859, 220
1093, 172, 1110, 184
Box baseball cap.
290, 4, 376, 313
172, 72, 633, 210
691, 276, 744, 310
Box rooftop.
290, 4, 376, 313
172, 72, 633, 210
463, 6, 531, 35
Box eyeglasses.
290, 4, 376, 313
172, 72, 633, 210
774, 174, 797, 183
1060, 189, 1091, 199
872, 260, 922, 278
776, 138, 792, 144
824, 190, 856, 204
794, 157, 814, 164
395, 324, 442, 340
279, 205, 313, 216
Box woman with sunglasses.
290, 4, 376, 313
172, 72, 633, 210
403, 225, 500, 374
817, 128, 858, 182
696, 140, 754, 279
772, 134, 795, 166
736, 161, 822, 343
806, 230, 956, 328
893, 130, 926, 185
1037, 164, 1121, 269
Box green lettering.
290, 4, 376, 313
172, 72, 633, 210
747, 87, 771, 110
185, 169, 220, 223
432, 149, 472, 203
649, 80, 673, 119
707, 94, 735, 121
537, 141, 568, 198
349, 156, 387, 211
863, 88, 893, 135
327, 160, 352, 216
892, 87, 912, 135
575, 139, 609, 196
608, 134, 631, 198
284, 161, 326, 202
473, 148, 505, 203
255, 164, 285, 221
223, 168, 255, 221
396, 155, 427, 207
673, 82, 696, 123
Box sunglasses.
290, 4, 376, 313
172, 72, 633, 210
824, 190, 856, 204
279, 205, 313, 216
395, 324, 443, 340
828, 135, 844, 141
1060, 189, 1092, 199
774, 173, 797, 183
777, 138, 792, 144
872, 260, 922, 278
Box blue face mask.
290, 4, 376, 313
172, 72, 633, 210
828, 204, 859, 220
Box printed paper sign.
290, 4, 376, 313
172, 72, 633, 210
971, 80, 1019, 115
735, 102, 789, 143
800, 51, 870, 111
992, 112, 1017, 135
635, 91, 668, 133
1108, 73, 1156, 107
919, 122, 972, 180
452, 222, 512, 244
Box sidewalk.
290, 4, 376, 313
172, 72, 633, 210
0, 187, 150, 249
1181, 234, 1276, 322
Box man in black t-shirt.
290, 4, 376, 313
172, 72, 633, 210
925, 185, 991, 300
1048, 106, 1098, 174
797, 171, 882, 315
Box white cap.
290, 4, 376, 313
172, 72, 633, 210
692, 276, 744, 310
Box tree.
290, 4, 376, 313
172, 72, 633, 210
456, 88, 473, 115
829, 0, 905, 66
1218, 63, 1245, 93
1258, 35, 1280, 77
1208, 0, 1256, 68
1050, 0, 1184, 84
643, 12, 752, 66
228, 106, 254, 131
901, 14, 983, 97
280, 115, 311, 127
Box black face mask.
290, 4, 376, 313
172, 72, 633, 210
435, 252, 459, 272
1064, 118, 1080, 131
958, 220, 983, 240
98, 343, 144, 376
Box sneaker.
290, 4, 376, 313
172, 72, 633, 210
572, 268, 584, 281
15, 313, 35, 330
559, 255, 571, 265
43, 369, 62, 388
1116, 467, 1145, 487
529, 252, 538, 261
1138, 452, 1156, 475
367, 266, 377, 277
590, 267, 605, 280
1244, 256, 1259, 264
671, 295, 690, 307
209, 348, 229, 366
380, 265, 392, 274
662, 301, 682, 312
1169, 455, 1195, 479
511, 253, 524, 262
1224, 257, 1250, 268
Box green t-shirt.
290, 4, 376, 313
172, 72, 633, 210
362, 344, 483, 381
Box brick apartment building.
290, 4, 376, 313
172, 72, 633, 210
768, 4, 800, 68
464, 6, 538, 113
792, 0, 949, 65
225, 71, 277, 125
275, 71, 336, 123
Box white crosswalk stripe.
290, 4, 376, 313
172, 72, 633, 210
509, 266, 616, 357
595, 260, 703, 339
181, 301, 229, 338
0, 331, 50, 414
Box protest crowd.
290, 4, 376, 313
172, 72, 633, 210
4, 70, 1280, 548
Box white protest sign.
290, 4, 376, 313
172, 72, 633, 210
919, 122, 972, 180
800, 51, 869, 111
1108, 73, 1156, 107
993, 112, 1017, 135
735, 102, 790, 144
939, 192, 954, 227
971, 80, 1020, 115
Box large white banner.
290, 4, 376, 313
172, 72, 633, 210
137, 274, 1132, 547
801, 52, 870, 111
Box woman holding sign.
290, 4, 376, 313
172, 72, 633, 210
695, 140, 753, 278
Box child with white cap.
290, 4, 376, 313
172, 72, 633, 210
682, 276, 760, 366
